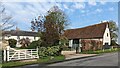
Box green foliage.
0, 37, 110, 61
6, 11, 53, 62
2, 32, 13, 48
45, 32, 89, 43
8, 39, 17, 48
39, 47, 48, 58
80, 48, 119, 54
38, 46, 61, 58
31, 6, 68, 47
111, 40, 118, 46
59, 36, 69, 47
26, 41, 39, 49
108, 20, 118, 41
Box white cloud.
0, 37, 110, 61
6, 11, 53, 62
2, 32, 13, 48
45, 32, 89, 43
100, 0, 106, 5
72, 2, 85, 9
96, 9, 102, 13
63, 4, 69, 9
109, 7, 114, 11
88, 0, 96, 6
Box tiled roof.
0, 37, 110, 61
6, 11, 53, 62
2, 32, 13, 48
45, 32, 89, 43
64, 22, 108, 39
2, 30, 38, 37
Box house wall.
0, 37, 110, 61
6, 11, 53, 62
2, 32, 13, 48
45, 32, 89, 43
68, 38, 103, 51
3, 35, 39, 47
103, 25, 111, 45
81, 39, 103, 51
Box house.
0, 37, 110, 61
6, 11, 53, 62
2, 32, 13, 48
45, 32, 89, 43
64, 22, 111, 52
2, 30, 39, 47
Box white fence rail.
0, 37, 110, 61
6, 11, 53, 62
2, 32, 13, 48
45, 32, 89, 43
4, 46, 39, 61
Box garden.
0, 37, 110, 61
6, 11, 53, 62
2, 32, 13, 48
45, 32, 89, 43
1, 39, 65, 68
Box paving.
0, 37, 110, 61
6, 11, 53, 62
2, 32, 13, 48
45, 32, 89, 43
61, 50, 97, 60
65, 53, 97, 60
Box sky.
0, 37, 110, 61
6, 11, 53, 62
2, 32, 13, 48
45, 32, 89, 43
1, 0, 120, 44
2, 0, 118, 31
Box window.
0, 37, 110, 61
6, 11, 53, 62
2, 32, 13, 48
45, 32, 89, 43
107, 33, 108, 37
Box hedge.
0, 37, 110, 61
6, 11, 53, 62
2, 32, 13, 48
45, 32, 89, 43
38, 46, 61, 58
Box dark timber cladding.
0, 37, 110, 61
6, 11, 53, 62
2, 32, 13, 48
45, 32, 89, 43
2, 30, 38, 36
64, 22, 108, 39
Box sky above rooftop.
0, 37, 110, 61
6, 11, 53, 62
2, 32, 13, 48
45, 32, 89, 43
1, 0, 120, 44
2, 0, 118, 31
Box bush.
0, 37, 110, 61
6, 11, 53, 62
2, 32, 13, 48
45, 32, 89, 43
111, 40, 118, 46
8, 39, 17, 48
27, 41, 39, 49
39, 47, 48, 58
38, 46, 61, 58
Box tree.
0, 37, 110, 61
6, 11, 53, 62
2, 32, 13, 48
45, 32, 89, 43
8, 39, 17, 48
102, 20, 118, 46
19, 38, 30, 48
43, 6, 68, 46
108, 20, 118, 41
31, 16, 45, 32
31, 6, 68, 47
0, 2, 15, 31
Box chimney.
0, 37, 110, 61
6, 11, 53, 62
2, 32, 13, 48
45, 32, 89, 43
16, 27, 20, 31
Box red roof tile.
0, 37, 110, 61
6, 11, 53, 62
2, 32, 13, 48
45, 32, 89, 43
64, 22, 108, 39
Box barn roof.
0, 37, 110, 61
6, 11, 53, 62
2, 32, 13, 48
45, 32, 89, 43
64, 22, 108, 39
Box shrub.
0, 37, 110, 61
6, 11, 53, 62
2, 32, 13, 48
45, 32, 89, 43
39, 47, 48, 58
27, 41, 39, 49
111, 40, 118, 46
8, 39, 17, 48
38, 46, 61, 58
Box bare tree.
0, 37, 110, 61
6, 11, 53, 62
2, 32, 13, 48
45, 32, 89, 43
0, 2, 15, 31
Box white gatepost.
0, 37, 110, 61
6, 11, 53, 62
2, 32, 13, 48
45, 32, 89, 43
6, 46, 10, 61
69, 40, 73, 47
4, 49, 6, 61
79, 39, 82, 52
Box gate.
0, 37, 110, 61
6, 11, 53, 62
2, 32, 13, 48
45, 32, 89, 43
3, 46, 39, 61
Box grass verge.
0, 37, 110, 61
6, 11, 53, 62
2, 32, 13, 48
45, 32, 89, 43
1, 55, 65, 68
80, 48, 120, 54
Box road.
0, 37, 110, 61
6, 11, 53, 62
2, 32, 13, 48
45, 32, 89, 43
48, 52, 118, 66
16, 52, 118, 68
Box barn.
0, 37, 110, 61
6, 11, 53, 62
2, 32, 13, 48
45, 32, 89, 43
64, 22, 111, 52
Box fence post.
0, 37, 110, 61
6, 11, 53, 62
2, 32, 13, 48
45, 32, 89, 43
37, 47, 39, 58
6, 46, 10, 61
3, 49, 6, 61
25, 50, 27, 59
31, 50, 32, 58
18, 51, 20, 60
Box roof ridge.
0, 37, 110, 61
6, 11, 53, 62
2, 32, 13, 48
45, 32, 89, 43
66, 22, 108, 31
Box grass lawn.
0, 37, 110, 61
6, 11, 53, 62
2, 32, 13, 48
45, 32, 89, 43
80, 48, 120, 54
0, 64, 2, 68
1, 55, 65, 68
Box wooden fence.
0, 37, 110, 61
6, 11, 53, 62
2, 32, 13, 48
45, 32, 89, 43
3, 46, 39, 61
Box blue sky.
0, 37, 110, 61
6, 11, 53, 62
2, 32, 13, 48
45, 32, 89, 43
2, 1, 118, 31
